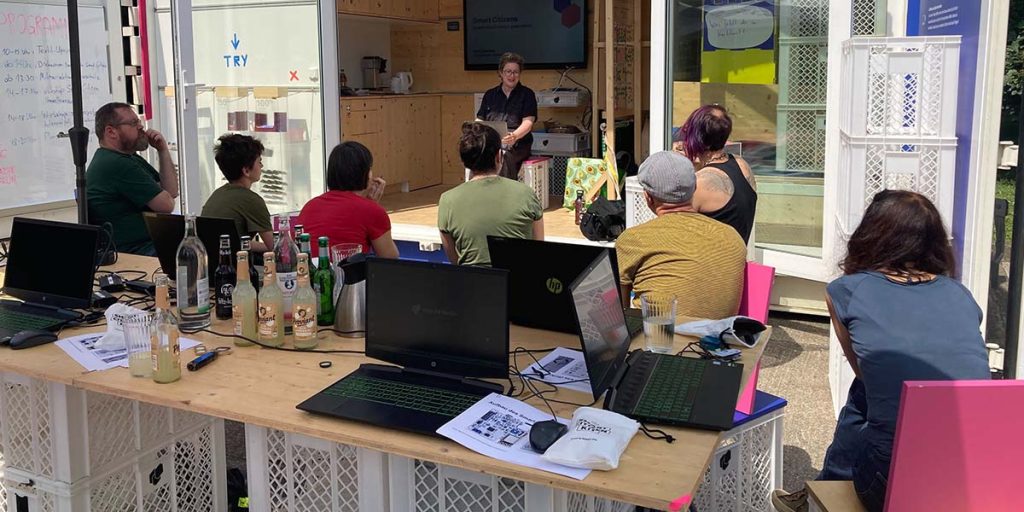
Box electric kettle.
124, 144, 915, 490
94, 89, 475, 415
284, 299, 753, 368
333, 253, 367, 337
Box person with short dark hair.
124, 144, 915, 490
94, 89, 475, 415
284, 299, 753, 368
676, 104, 757, 243
86, 102, 178, 255
772, 191, 989, 512
201, 134, 273, 252
438, 122, 544, 266
296, 141, 398, 258
615, 151, 745, 318
476, 52, 538, 180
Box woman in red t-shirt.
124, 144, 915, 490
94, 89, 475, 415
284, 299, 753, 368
297, 142, 400, 258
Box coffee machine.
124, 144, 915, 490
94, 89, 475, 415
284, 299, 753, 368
361, 56, 387, 90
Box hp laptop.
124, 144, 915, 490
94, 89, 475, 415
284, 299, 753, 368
0, 218, 99, 339
143, 213, 240, 283
298, 258, 508, 436
487, 236, 641, 335
569, 251, 743, 431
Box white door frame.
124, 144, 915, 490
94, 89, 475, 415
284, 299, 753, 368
168, 0, 201, 214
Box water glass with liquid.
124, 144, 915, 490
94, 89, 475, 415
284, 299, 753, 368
641, 293, 677, 354
123, 313, 153, 378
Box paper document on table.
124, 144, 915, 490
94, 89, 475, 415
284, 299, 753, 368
437, 393, 591, 480
57, 333, 200, 372
522, 347, 593, 395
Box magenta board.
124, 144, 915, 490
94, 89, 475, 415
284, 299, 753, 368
887, 380, 1024, 511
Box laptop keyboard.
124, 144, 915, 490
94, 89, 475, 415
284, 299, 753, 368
0, 309, 60, 332
628, 355, 706, 422
323, 375, 483, 418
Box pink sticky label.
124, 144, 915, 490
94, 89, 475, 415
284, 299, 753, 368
668, 494, 692, 511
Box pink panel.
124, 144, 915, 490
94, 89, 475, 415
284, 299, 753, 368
886, 380, 1024, 512
735, 262, 774, 414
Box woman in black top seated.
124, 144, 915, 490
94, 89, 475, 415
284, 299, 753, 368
476, 52, 538, 180
677, 104, 757, 244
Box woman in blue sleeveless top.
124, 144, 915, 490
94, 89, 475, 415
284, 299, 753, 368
773, 190, 989, 512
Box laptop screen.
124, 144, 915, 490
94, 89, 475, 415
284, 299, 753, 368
569, 251, 632, 399
365, 258, 509, 378
143, 213, 240, 282
3, 218, 99, 309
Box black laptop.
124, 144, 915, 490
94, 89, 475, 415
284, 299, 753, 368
143, 213, 240, 283
297, 258, 508, 436
0, 218, 99, 339
569, 251, 743, 431
487, 236, 642, 335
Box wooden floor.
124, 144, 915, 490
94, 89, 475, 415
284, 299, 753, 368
380, 185, 586, 240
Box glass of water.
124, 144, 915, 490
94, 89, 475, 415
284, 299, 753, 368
122, 312, 153, 378
641, 293, 677, 353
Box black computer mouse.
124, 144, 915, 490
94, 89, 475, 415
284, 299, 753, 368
9, 329, 58, 350
529, 420, 568, 453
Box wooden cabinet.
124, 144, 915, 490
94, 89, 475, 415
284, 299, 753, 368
338, 0, 437, 22
340, 95, 442, 192
438, 0, 460, 18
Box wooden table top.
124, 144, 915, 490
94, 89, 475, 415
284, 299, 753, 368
806, 481, 868, 512
0, 254, 768, 510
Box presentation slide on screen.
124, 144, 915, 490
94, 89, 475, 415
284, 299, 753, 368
465, 0, 585, 69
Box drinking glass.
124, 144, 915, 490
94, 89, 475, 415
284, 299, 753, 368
123, 313, 153, 377
640, 293, 677, 354
330, 243, 361, 264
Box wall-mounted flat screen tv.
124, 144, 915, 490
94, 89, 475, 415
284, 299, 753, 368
464, 0, 588, 70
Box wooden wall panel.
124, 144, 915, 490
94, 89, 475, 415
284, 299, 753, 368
671, 82, 778, 144
441, 94, 473, 185
438, 0, 460, 18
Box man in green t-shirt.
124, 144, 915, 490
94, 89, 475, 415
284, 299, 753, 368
201, 134, 273, 252
86, 102, 179, 255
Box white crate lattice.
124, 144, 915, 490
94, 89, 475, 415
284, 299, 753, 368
522, 158, 551, 209
841, 37, 960, 138
778, 39, 828, 106
852, 0, 887, 36
779, 0, 828, 38
777, 108, 827, 173
624, 176, 655, 228
3, 419, 225, 512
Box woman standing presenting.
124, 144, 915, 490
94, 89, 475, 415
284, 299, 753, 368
476, 52, 538, 180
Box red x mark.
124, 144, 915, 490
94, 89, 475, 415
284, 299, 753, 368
289, 70, 299, 81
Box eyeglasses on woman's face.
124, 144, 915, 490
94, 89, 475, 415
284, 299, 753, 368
501, 68, 521, 76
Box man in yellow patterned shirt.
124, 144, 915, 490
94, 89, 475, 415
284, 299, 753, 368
615, 151, 746, 319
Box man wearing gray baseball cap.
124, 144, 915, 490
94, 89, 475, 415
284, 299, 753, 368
615, 151, 746, 319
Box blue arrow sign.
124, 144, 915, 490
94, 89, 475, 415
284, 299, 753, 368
230, 34, 240, 50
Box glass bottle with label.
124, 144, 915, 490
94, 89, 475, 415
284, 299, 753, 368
151, 273, 181, 384
231, 251, 257, 346
313, 236, 335, 326
258, 252, 285, 347
214, 234, 236, 320
240, 235, 260, 291
299, 233, 312, 264
273, 216, 299, 334
176, 215, 211, 329
294, 223, 304, 239
574, 189, 585, 225
292, 253, 318, 349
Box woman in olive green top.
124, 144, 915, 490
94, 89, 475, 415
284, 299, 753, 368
201, 134, 274, 252
438, 123, 544, 266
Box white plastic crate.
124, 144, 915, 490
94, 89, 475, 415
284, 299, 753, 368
836, 133, 957, 231
389, 456, 632, 512
692, 408, 785, 512
244, 425, 386, 512
779, 0, 828, 38
777, 107, 826, 173
778, 39, 828, 106
624, 176, 654, 228
522, 158, 551, 209
840, 37, 960, 138
3, 418, 226, 512
0, 371, 215, 484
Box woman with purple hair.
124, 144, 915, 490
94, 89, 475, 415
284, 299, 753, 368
675, 104, 757, 243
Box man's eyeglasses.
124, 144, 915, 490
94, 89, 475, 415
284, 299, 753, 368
115, 118, 144, 129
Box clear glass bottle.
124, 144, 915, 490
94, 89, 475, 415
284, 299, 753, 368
240, 235, 260, 291
258, 252, 285, 347
231, 251, 257, 346
313, 236, 335, 326
294, 223, 304, 239
273, 216, 299, 334
292, 253, 318, 349
176, 215, 211, 329
151, 273, 181, 384
299, 233, 312, 264
214, 234, 236, 320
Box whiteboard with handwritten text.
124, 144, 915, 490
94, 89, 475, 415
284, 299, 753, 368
0, 2, 111, 211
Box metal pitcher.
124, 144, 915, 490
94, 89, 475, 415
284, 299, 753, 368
333, 254, 367, 337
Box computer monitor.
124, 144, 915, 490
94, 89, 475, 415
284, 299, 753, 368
365, 258, 509, 378
568, 251, 632, 399
487, 236, 619, 334
3, 218, 99, 309
143, 213, 240, 281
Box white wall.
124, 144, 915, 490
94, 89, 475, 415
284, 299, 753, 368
337, 16, 392, 89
